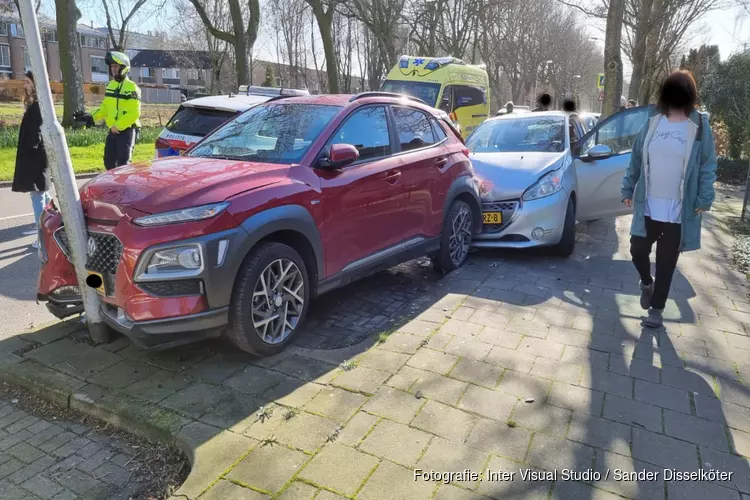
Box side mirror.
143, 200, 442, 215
317, 143, 359, 169
587, 144, 613, 161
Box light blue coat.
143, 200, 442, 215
621, 108, 717, 251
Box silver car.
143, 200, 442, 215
467, 107, 651, 256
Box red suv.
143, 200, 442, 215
37, 92, 481, 355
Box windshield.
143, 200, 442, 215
166, 106, 237, 137
466, 116, 566, 153
381, 80, 441, 107
189, 103, 341, 164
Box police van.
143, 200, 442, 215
381, 55, 491, 137
154, 86, 309, 158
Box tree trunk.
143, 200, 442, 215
628, 0, 653, 102
602, 0, 625, 117
312, 5, 339, 94
639, 0, 663, 105
228, 0, 249, 85
57, 0, 85, 127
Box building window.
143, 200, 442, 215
10, 23, 25, 38
91, 55, 108, 82
43, 28, 58, 43
149, 67, 156, 78
161, 68, 166, 78
0, 45, 10, 69
80, 35, 107, 48
0, 23, 8, 36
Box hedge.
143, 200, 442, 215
716, 158, 750, 185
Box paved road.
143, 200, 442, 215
0, 182, 86, 339
2, 189, 748, 500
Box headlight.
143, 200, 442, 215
135, 244, 204, 281
133, 202, 230, 227
522, 170, 563, 201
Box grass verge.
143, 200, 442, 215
0, 143, 155, 181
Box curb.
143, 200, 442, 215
0, 172, 101, 189
0, 358, 200, 498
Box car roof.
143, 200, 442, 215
275, 93, 444, 116
489, 110, 571, 121
182, 94, 272, 112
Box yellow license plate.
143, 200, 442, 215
87, 271, 105, 295
482, 212, 503, 224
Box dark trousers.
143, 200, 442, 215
104, 127, 136, 170
630, 216, 681, 310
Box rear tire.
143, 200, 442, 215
552, 197, 576, 257
228, 242, 310, 356
434, 200, 474, 273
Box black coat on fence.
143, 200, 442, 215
12, 100, 49, 193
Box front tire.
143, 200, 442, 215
228, 242, 310, 356
434, 200, 474, 273
552, 197, 576, 257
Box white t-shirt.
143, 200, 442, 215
645, 116, 690, 223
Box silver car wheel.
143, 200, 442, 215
449, 205, 472, 265
251, 258, 305, 344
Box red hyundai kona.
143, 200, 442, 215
37, 92, 481, 355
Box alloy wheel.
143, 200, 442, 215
449, 205, 472, 266
251, 258, 305, 344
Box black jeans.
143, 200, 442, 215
104, 127, 136, 170
630, 216, 681, 310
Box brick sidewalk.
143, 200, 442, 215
0, 396, 151, 500
1, 190, 749, 500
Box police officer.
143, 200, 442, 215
93, 51, 141, 170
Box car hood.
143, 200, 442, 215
80, 156, 288, 219
470, 151, 566, 200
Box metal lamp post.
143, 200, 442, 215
19, 0, 109, 342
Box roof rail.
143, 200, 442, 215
349, 92, 426, 105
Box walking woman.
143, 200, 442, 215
12, 71, 50, 249
622, 70, 717, 328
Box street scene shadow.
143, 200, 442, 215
1, 197, 749, 499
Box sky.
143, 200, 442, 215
41, 0, 750, 68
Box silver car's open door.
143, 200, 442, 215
573, 106, 653, 221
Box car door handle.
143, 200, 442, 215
435, 155, 449, 166
383, 170, 401, 184
472, 114, 488, 118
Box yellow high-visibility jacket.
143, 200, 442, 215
92, 77, 142, 130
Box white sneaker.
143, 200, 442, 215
31, 240, 40, 249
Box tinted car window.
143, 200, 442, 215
330, 106, 391, 161
431, 118, 447, 141
189, 103, 340, 164
453, 85, 486, 110
166, 106, 236, 137
393, 107, 436, 152
467, 116, 566, 153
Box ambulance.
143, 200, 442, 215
381, 55, 491, 136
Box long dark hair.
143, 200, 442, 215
24, 70, 37, 108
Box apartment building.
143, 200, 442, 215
0, 17, 108, 83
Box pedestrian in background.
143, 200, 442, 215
92, 51, 141, 170
533, 93, 552, 111
12, 71, 50, 250
621, 70, 717, 328
628, 99, 637, 108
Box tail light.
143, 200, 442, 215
462, 147, 470, 156
449, 112, 457, 122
